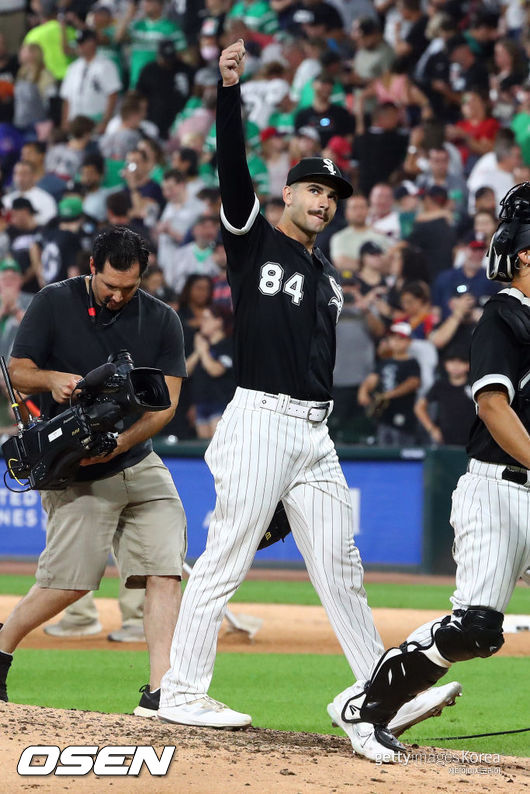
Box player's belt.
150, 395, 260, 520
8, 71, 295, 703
501, 466, 530, 486
259, 393, 331, 423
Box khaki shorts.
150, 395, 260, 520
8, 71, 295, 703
36, 452, 187, 591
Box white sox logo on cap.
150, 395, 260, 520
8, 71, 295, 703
285, 157, 353, 199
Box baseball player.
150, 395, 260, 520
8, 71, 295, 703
158, 39, 462, 762
333, 182, 530, 739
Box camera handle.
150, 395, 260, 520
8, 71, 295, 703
0, 356, 26, 433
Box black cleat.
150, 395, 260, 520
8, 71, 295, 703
133, 684, 160, 717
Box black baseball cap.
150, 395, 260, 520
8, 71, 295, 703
11, 197, 36, 213
359, 240, 384, 256
426, 184, 448, 205
76, 29, 97, 45
286, 157, 353, 199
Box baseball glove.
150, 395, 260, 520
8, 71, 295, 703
257, 501, 292, 550
365, 391, 390, 420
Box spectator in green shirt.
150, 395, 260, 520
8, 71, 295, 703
116, 0, 187, 88
511, 81, 530, 166
227, 0, 278, 36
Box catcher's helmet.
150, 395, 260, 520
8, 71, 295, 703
487, 182, 530, 281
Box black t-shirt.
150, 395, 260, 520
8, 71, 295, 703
404, 15, 429, 69
136, 60, 195, 139
467, 289, 530, 465
11, 276, 187, 481
352, 273, 385, 296
426, 378, 475, 446
352, 129, 409, 197
191, 336, 235, 406
36, 226, 82, 285
462, 61, 490, 94
294, 104, 355, 147
436, 321, 475, 365
407, 218, 457, 282
217, 83, 344, 401
376, 356, 420, 432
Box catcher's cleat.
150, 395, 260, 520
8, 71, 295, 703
133, 684, 160, 717
327, 683, 405, 763
388, 681, 462, 737
158, 695, 252, 728
0, 637, 13, 703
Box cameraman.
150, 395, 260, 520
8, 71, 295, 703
0, 227, 187, 714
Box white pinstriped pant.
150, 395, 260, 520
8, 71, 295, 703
450, 459, 530, 612
160, 388, 384, 707
405, 458, 530, 651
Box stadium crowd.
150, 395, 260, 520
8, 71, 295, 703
0, 0, 529, 444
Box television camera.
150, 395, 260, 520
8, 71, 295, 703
1, 351, 170, 491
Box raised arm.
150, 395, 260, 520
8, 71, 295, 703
217, 39, 257, 230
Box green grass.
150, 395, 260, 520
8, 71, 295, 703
8, 650, 530, 757
1, 575, 529, 613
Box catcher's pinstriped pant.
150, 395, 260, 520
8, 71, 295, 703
161, 387, 384, 706
401, 458, 530, 655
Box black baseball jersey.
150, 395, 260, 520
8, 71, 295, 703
217, 83, 344, 401
467, 288, 530, 465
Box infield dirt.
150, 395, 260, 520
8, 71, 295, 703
1, 596, 529, 656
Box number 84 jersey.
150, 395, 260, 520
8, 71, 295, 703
221, 202, 343, 402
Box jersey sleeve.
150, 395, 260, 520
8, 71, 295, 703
469, 308, 520, 404
10, 290, 55, 367
216, 83, 260, 235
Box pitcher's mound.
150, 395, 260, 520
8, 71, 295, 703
0, 702, 528, 793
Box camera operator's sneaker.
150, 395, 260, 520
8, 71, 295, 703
158, 696, 252, 728
133, 684, 159, 717
327, 682, 405, 763
108, 624, 145, 643
388, 681, 462, 737
44, 619, 102, 637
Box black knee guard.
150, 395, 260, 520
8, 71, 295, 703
345, 646, 448, 727
435, 607, 504, 663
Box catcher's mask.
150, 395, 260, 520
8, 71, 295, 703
487, 182, 530, 281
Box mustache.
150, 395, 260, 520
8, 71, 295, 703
309, 210, 328, 220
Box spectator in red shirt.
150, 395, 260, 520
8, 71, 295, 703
446, 90, 500, 170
